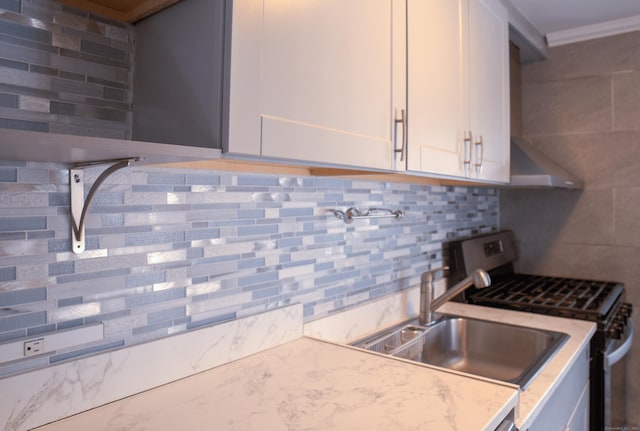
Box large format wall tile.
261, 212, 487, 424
522, 31, 640, 84
614, 71, 640, 131
613, 187, 640, 246
504, 29, 640, 427
529, 131, 640, 189
522, 76, 612, 136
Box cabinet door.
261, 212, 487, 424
468, 0, 510, 182
565, 381, 589, 430
406, 0, 467, 177
255, 0, 401, 170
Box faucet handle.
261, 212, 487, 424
421, 266, 449, 282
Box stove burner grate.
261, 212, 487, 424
469, 274, 623, 322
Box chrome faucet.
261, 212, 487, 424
419, 266, 491, 326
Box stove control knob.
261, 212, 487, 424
609, 324, 622, 339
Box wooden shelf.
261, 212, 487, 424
54, 0, 180, 23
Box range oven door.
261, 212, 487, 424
604, 324, 634, 428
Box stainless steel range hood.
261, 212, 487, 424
509, 138, 583, 189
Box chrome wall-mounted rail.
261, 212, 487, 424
70, 157, 140, 254
330, 207, 404, 224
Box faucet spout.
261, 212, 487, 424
419, 267, 491, 326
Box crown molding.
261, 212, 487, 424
546, 14, 640, 47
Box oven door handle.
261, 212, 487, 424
606, 324, 634, 367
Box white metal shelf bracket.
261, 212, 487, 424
70, 158, 139, 254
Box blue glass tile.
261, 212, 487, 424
0, 20, 51, 43
0, 266, 16, 281
0, 0, 20, 13
0, 168, 17, 182
27, 324, 57, 336
84, 309, 130, 324
57, 318, 84, 330
125, 231, 185, 246
238, 209, 265, 219
314, 273, 344, 287
238, 271, 278, 288
48, 193, 70, 206
91, 205, 153, 214
49, 340, 125, 364
132, 320, 172, 335
313, 178, 349, 188
125, 287, 186, 308
238, 225, 278, 236
187, 312, 236, 330
251, 285, 279, 300
0, 57, 28, 70
0, 287, 46, 307
237, 176, 279, 186
314, 262, 333, 272
185, 228, 219, 241
57, 268, 130, 284
275, 238, 300, 249
125, 272, 166, 289
279, 208, 313, 217
0, 329, 26, 343
57, 297, 83, 307
238, 258, 265, 270
148, 306, 186, 324
0, 311, 46, 332
186, 174, 220, 185
191, 276, 209, 284
132, 185, 173, 192
187, 248, 204, 259
146, 172, 185, 185
0, 216, 46, 231
48, 261, 75, 276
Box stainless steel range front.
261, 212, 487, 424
446, 230, 633, 431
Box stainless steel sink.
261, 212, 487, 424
353, 316, 568, 389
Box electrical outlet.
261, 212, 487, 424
23, 338, 45, 357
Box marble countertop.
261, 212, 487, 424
18, 285, 595, 431
32, 337, 518, 431
436, 302, 595, 430
304, 288, 596, 430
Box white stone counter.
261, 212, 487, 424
4, 284, 594, 431
304, 286, 596, 430
31, 337, 518, 431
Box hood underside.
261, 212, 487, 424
509, 138, 583, 189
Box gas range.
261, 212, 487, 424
446, 230, 633, 431
469, 273, 632, 340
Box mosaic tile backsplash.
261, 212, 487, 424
0, 0, 133, 139
0, 160, 498, 377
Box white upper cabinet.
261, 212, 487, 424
134, 0, 508, 180
406, 0, 466, 178
228, 0, 406, 171
405, 0, 510, 183
468, 0, 510, 183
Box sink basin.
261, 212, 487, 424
353, 316, 568, 389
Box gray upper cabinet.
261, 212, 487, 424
0, 0, 220, 166
133, 0, 227, 151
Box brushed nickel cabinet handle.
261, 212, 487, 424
463, 131, 472, 176
474, 135, 484, 174
394, 109, 406, 162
